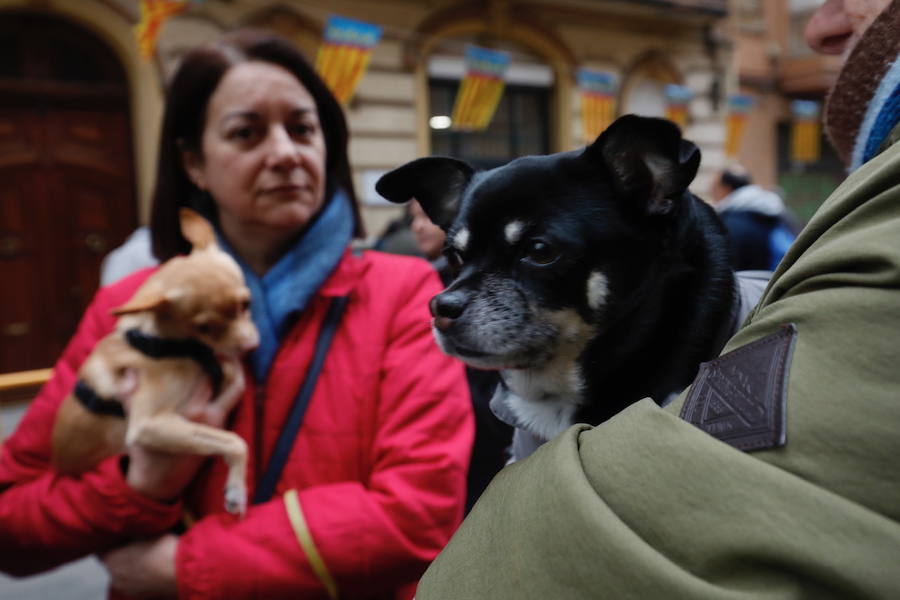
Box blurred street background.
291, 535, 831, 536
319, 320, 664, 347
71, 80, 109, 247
0, 0, 842, 596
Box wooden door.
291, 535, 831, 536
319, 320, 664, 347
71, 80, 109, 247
0, 14, 136, 372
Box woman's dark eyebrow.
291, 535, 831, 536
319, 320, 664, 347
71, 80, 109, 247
220, 110, 260, 126
290, 107, 317, 118
221, 106, 316, 123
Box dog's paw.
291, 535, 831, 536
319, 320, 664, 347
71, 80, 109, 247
224, 484, 247, 517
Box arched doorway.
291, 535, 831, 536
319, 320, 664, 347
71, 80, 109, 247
0, 12, 137, 372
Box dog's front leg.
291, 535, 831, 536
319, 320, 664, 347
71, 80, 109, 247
126, 413, 248, 516
210, 356, 245, 418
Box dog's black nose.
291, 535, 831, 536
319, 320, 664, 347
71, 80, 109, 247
430, 291, 466, 321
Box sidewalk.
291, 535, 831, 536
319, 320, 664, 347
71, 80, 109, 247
0, 399, 108, 598
0, 557, 108, 600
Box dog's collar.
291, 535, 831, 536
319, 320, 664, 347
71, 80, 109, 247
74, 379, 126, 418
124, 328, 224, 397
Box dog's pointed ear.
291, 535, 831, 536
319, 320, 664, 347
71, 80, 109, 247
110, 293, 168, 316
110, 288, 183, 316
180, 207, 216, 250
585, 115, 700, 216
375, 157, 474, 230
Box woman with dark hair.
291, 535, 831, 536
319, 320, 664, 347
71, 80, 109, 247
0, 30, 473, 599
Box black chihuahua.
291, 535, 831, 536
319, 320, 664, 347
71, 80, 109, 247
377, 115, 744, 446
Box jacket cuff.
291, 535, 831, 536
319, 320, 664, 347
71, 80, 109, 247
88, 456, 184, 535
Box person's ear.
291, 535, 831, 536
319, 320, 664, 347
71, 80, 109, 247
584, 114, 700, 216
375, 157, 474, 231
180, 144, 208, 191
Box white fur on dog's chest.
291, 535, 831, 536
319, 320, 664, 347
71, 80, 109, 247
501, 365, 584, 441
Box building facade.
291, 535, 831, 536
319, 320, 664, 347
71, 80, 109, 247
728, 0, 845, 220
1, 0, 736, 373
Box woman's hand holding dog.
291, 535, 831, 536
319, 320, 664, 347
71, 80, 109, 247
102, 534, 178, 599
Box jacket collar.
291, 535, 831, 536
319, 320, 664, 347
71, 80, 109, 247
877, 120, 900, 156
317, 248, 367, 298
716, 185, 785, 216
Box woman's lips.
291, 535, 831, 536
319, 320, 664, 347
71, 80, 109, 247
262, 184, 303, 194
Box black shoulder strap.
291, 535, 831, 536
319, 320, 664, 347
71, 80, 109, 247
252, 295, 351, 505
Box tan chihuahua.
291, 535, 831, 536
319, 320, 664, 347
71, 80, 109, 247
52, 208, 259, 515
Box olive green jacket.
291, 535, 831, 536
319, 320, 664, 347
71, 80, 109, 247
416, 137, 900, 599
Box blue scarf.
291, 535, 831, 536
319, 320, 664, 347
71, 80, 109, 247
852, 54, 900, 170
217, 190, 354, 382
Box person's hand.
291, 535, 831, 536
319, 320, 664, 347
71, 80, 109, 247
102, 534, 178, 599
124, 443, 207, 503
125, 360, 242, 502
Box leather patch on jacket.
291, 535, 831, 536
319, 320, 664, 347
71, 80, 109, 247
680, 324, 797, 451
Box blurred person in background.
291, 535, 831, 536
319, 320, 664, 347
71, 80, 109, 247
408, 200, 449, 283
710, 165, 802, 271
0, 29, 473, 600
413, 0, 900, 597
100, 226, 157, 286
372, 209, 420, 257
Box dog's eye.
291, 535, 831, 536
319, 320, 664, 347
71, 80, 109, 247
523, 240, 560, 266
194, 319, 221, 336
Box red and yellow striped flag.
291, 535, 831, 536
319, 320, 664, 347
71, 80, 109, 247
135, 0, 188, 59
664, 84, 693, 130
451, 46, 510, 132
724, 95, 754, 158
790, 100, 821, 164
578, 69, 617, 142
315, 16, 382, 104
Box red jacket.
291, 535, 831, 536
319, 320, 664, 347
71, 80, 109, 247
0, 250, 474, 599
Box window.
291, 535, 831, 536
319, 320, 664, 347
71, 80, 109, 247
426, 43, 554, 169
429, 79, 551, 169
621, 53, 681, 120
623, 78, 668, 118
